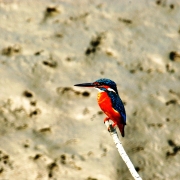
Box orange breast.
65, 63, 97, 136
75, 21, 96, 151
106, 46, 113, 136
97, 92, 120, 121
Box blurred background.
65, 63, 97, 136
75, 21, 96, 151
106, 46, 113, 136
0, 0, 180, 179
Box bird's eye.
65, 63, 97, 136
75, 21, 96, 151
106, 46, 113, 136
93, 82, 100, 86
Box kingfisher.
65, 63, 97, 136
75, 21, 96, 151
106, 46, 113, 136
74, 78, 126, 137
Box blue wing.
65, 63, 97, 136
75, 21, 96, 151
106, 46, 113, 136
107, 91, 126, 124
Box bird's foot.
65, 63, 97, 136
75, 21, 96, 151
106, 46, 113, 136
104, 117, 116, 132
108, 123, 116, 132
107, 124, 116, 132
107, 125, 112, 132
104, 117, 110, 123
104, 117, 111, 131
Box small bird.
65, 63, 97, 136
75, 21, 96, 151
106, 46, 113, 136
74, 78, 126, 137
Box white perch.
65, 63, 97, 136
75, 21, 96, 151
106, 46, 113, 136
104, 121, 142, 180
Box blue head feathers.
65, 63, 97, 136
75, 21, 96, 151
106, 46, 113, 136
94, 78, 118, 94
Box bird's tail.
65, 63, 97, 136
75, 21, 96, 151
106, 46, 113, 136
117, 123, 125, 137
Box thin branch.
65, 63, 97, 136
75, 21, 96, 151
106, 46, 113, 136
104, 121, 143, 180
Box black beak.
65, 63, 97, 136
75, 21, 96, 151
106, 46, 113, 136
74, 82, 95, 87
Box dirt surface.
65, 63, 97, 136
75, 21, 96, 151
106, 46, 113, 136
0, 0, 180, 179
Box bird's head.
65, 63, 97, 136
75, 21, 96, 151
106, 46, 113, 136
74, 78, 118, 94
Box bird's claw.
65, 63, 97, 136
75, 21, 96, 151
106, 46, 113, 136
104, 117, 117, 133
107, 124, 115, 132
104, 117, 110, 123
